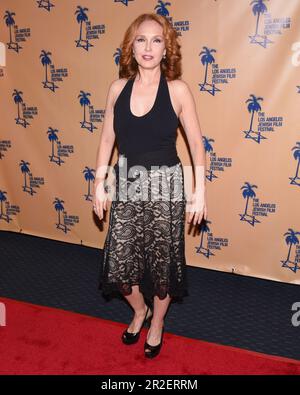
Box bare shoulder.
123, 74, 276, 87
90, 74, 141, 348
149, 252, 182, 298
169, 78, 192, 97
108, 77, 129, 107
110, 77, 128, 91
167, 79, 194, 117
109, 77, 128, 96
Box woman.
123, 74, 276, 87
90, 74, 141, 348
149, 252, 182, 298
93, 13, 207, 359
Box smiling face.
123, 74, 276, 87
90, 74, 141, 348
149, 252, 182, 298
132, 19, 166, 68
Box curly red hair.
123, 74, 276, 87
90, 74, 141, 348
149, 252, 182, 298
118, 13, 182, 81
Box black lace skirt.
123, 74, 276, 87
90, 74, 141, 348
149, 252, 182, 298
98, 159, 189, 303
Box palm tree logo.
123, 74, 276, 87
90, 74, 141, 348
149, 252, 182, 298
4, 10, 22, 52
240, 182, 260, 226
75, 6, 93, 51
155, 1, 171, 16
195, 219, 214, 258
83, 167, 95, 201
47, 127, 65, 166
249, 0, 273, 48
243, 94, 266, 143
0, 190, 10, 223
19, 160, 35, 195
281, 229, 300, 273
37, 0, 55, 12
113, 48, 121, 65
53, 197, 69, 233
290, 142, 300, 187
40, 50, 59, 92
198, 47, 221, 96
203, 136, 217, 182
78, 91, 97, 132
12, 89, 30, 128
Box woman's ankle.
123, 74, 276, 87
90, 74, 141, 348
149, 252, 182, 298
148, 319, 164, 329
134, 304, 148, 317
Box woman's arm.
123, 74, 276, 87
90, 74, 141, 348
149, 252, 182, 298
94, 79, 118, 181
93, 79, 119, 219
176, 79, 206, 189
175, 79, 208, 224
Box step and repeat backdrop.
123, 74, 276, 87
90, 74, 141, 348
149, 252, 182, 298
0, 0, 299, 285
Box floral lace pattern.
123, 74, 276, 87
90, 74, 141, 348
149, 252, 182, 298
98, 161, 189, 302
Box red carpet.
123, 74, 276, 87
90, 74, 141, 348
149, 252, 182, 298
0, 297, 299, 375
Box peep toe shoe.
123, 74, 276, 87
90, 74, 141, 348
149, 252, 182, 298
121, 305, 153, 345
144, 326, 164, 358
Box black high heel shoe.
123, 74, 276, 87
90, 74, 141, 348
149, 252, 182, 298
144, 326, 164, 358
121, 305, 153, 345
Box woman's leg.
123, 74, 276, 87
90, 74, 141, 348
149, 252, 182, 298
123, 285, 151, 333
145, 293, 171, 350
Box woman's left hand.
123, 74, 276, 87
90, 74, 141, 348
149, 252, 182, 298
187, 189, 208, 225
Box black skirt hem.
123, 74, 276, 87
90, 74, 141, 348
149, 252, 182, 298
98, 280, 189, 303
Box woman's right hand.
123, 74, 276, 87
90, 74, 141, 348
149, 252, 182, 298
92, 179, 108, 220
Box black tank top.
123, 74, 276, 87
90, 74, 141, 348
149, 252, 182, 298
113, 71, 180, 170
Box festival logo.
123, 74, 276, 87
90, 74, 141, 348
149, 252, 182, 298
290, 141, 300, 187
53, 197, 79, 234
0, 190, 20, 223
83, 166, 96, 202
243, 94, 283, 143
19, 160, 44, 195
203, 136, 232, 182
13, 89, 38, 128
198, 47, 236, 95
196, 219, 228, 259
281, 229, 300, 273
248, 0, 291, 48
47, 127, 74, 166
79, 90, 104, 132
154, 1, 190, 36
4, 10, 31, 53
239, 182, 276, 226
75, 5, 105, 51
40, 50, 68, 92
